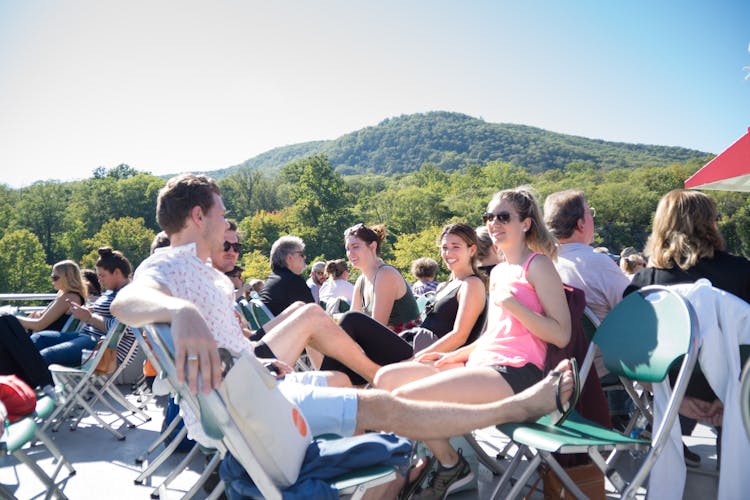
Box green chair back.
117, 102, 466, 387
250, 299, 274, 326
595, 286, 694, 383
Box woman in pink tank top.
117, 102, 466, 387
374, 187, 571, 494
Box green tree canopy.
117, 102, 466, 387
81, 217, 155, 271
0, 229, 50, 293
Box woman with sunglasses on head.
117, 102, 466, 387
17, 260, 86, 333
30, 247, 132, 367
373, 187, 570, 498
344, 223, 420, 332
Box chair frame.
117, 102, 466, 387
139, 322, 397, 500
475, 285, 699, 500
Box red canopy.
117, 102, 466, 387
685, 128, 750, 192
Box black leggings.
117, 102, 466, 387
319, 311, 413, 385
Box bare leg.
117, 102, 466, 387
355, 359, 574, 441
374, 361, 447, 391
393, 366, 515, 465
262, 303, 381, 382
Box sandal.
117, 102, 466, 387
548, 357, 580, 425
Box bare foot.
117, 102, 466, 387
508, 359, 574, 422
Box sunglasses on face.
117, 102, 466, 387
223, 241, 242, 252
50, 275, 60, 282
482, 211, 513, 224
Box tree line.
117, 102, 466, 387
2, 154, 749, 294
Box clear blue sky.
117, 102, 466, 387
1, 1, 748, 188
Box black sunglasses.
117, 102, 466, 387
482, 211, 513, 224
50, 275, 60, 282
223, 241, 242, 252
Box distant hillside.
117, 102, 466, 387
218, 111, 710, 178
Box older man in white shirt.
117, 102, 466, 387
544, 189, 630, 378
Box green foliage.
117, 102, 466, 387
0, 230, 50, 293
16, 182, 73, 263
209, 111, 709, 179
241, 250, 272, 282
392, 226, 445, 280
238, 210, 287, 257
281, 155, 353, 260
81, 217, 155, 270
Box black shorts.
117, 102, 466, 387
253, 341, 275, 360
489, 363, 543, 394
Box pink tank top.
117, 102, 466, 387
466, 252, 547, 370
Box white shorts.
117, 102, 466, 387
278, 373, 358, 437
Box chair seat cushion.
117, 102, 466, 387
498, 411, 648, 453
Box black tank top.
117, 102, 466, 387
420, 279, 486, 346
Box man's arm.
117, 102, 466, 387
110, 280, 222, 394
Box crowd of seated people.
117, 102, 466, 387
374, 187, 571, 497
109, 173, 577, 499
31, 247, 132, 367
11, 169, 745, 499
319, 223, 488, 387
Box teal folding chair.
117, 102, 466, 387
249, 298, 274, 327
1, 416, 68, 499
486, 285, 699, 499
140, 323, 397, 500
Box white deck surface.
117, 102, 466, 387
1, 386, 720, 499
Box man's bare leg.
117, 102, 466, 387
355, 359, 574, 440
262, 303, 381, 382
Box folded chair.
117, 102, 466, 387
140, 322, 399, 500
484, 285, 699, 499
46, 321, 134, 439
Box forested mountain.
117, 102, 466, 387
224, 111, 709, 177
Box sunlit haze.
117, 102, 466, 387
1, 1, 748, 188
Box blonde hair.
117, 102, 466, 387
488, 186, 558, 259
53, 260, 87, 300
645, 189, 724, 270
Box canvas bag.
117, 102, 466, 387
216, 349, 312, 488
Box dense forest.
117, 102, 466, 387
1, 113, 747, 295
